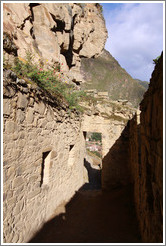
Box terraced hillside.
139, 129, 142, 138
81, 49, 149, 108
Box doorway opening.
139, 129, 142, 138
83, 131, 102, 190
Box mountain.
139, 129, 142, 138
134, 79, 149, 90
80, 49, 149, 108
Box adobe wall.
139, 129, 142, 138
3, 70, 86, 243
128, 54, 163, 242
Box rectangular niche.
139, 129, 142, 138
68, 145, 76, 167
40, 151, 51, 186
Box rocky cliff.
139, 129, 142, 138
3, 3, 107, 84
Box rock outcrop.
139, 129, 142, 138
3, 3, 107, 84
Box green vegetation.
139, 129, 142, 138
81, 49, 148, 108
87, 149, 102, 158
89, 132, 102, 142
10, 51, 87, 111
153, 55, 161, 65
95, 3, 103, 13
91, 151, 102, 158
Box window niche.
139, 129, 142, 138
40, 151, 51, 187
67, 144, 76, 167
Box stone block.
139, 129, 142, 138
8, 197, 17, 207
3, 85, 16, 98
38, 118, 47, 128
7, 166, 15, 179
3, 99, 11, 116
47, 109, 54, 121
51, 150, 57, 159
26, 107, 34, 124
12, 133, 18, 141
27, 188, 41, 199
29, 97, 34, 107
29, 175, 39, 183
45, 122, 54, 130
17, 93, 28, 109
34, 102, 45, 115
12, 176, 24, 188
14, 184, 25, 196
13, 200, 24, 215
5, 121, 18, 134
16, 109, 25, 124
19, 131, 26, 139
12, 233, 19, 243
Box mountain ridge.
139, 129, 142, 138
80, 49, 149, 107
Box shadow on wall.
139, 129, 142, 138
102, 123, 132, 191
82, 158, 101, 190
28, 139, 141, 243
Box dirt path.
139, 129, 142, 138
29, 184, 141, 243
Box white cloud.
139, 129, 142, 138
103, 3, 163, 81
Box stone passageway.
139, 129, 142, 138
29, 161, 141, 243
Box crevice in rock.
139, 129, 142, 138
29, 3, 40, 23
3, 32, 18, 56
62, 14, 77, 68
30, 27, 35, 39
50, 13, 65, 33
73, 43, 83, 54
18, 16, 31, 30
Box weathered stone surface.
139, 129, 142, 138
34, 102, 45, 115
3, 99, 11, 116
26, 107, 34, 124
3, 70, 85, 243
12, 176, 24, 188
16, 109, 25, 124
27, 188, 41, 199
5, 121, 18, 134
3, 3, 107, 84
13, 200, 24, 214
128, 54, 163, 243
17, 93, 28, 109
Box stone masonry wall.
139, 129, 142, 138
3, 70, 86, 243
81, 101, 135, 190
128, 54, 163, 243
102, 123, 132, 190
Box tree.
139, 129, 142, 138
90, 132, 101, 142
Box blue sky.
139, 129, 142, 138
101, 3, 163, 81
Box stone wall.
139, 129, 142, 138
102, 123, 132, 190
128, 54, 163, 242
81, 101, 136, 190
3, 70, 86, 243
81, 100, 135, 158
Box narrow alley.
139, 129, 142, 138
29, 160, 141, 243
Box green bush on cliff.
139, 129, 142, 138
11, 52, 86, 111
153, 55, 161, 65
